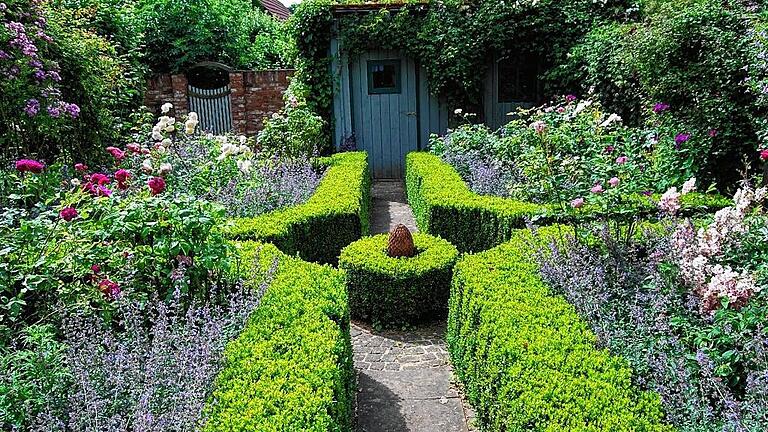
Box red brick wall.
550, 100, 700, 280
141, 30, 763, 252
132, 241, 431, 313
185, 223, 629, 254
145, 69, 293, 136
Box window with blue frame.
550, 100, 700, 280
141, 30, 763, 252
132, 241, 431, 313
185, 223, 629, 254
367, 60, 401, 94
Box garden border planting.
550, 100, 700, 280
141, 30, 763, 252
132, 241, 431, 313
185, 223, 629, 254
406, 152, 730, 252
447, 226, 672, 431
204, 241, 354, 431
227, 151, 371, 264
339, 233, 459, 327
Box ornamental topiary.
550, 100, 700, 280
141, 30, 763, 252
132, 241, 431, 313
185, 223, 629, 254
339, 233, 458, 327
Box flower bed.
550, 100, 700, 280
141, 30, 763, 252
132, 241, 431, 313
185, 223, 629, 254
406, 152, 729, 252
227, 151, 371, 264
447, 226, 671, 431
339, 233, 458, 327
204, 242, 354, 431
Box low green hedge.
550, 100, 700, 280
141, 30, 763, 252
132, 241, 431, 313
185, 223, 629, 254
204, 242, 354, 431
405, 152, 730, 253
339, 233, 458, 327
227, 151, 371, 264
447, 226, 671, 431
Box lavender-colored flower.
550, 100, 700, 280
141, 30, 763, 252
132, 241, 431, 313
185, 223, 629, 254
675, 133, 691, 148
24, 98, 40, 117
0, 50, 10, 60
653, 102, 670, 113
64, 103, 80, 118
47, 105, 61, 118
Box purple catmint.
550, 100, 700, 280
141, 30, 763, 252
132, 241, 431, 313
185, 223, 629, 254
29, 257, 278, 431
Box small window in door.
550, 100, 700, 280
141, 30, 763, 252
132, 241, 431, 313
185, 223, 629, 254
368, 60, 401, 94
497, 54, 539, 103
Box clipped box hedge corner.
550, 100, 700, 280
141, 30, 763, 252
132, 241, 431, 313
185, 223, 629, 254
448, 226, 671, 431
339, 233, 458, 327
405, 152, 730, 253
204, 242, 354, 432
227, 151, 371, 264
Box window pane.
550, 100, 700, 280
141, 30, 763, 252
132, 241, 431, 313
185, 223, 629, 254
368, 60, 401, 94
498, 54, 539, 103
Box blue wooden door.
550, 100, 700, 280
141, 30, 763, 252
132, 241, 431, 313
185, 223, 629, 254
351, 51, 418, 179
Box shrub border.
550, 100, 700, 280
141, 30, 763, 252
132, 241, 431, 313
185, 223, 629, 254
448, 226, 672, 431
204, 241, 354, 431
227, 151, 371, 264
406, 151, 730, 252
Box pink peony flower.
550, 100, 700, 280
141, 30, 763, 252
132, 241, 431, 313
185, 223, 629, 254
615, 156, 628, 165
148, 177, 166, 196
126, 143, 141, 153
89, 173, 110, 186
760, 149, 768, 161
15, 159, 45, 173
74, 163, 87, 171
591, 183, 604, 194
570, 197, 585, 209
91, 264, 101, 273
608, 177, 620, 187
604, 145, 615, 154
114, 169, 131, 190
59, 207, 78, 221
105, 146, 125, 160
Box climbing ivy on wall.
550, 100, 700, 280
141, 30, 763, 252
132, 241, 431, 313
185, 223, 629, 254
289, 0, 631, 125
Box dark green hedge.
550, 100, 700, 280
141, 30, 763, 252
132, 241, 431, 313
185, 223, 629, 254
204, 242, 354, 431
339, 233, 458, 327
227, 151, 371, 264
406, 152, 730, 253
448, 226, 672, 431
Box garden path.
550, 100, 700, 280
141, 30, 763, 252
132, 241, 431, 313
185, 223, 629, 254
354, 181, 471, 432
370, 181, 418, 234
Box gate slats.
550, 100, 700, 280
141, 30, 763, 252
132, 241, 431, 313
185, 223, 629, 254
187, 84, 233, 135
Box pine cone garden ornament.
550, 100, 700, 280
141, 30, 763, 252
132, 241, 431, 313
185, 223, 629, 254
387, 224, 416, 258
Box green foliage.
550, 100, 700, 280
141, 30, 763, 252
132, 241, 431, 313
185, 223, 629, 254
0, 325, 69, 430
137, 0, 294, 72
0, 0, 145, 164
227, 151, 371, 264
406, 152, 729, 253
258, 93, 327, 158
339, 233, 458, 327
0, 188, 234, 334
448, 226, 672, 431
567, 0, 756, 187
204, 242, 353, 432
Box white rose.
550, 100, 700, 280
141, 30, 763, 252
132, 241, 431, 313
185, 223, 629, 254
161, 138, 172, 147
188, 112, 198, 122
159, 163, 172, 175
142, 159, 153, 173
152, 131, 164, 141
161, 103, 173, 114
237, 159, 252, 174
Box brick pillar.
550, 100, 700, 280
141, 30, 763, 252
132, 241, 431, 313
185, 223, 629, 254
171, 74, 188, 115
229, 71, 247, 134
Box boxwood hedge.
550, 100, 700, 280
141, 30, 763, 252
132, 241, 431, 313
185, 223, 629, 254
227, 151, 371, 264
448, 226, 672, 431
406, 152, 730, 253
339, 233, 458, 327
204, 242, 354, 432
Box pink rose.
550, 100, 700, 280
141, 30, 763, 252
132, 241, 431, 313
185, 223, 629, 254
760, 149, 768, 162
126, 143, 141, 153
98, 279, 121, 298
608, 177, 620, 187
74, 163, 87, 172
591, 183, 604, 194
615, 156, 628, 165
570, 197, 585, 209
91, 264, 101, 273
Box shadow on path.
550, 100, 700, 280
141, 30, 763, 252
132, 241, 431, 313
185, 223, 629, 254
370, 181, 418, 234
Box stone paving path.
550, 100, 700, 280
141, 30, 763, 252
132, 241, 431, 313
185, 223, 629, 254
352, 322, 471, 432
370, 181, 418, 234
354, 181, 471, 432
